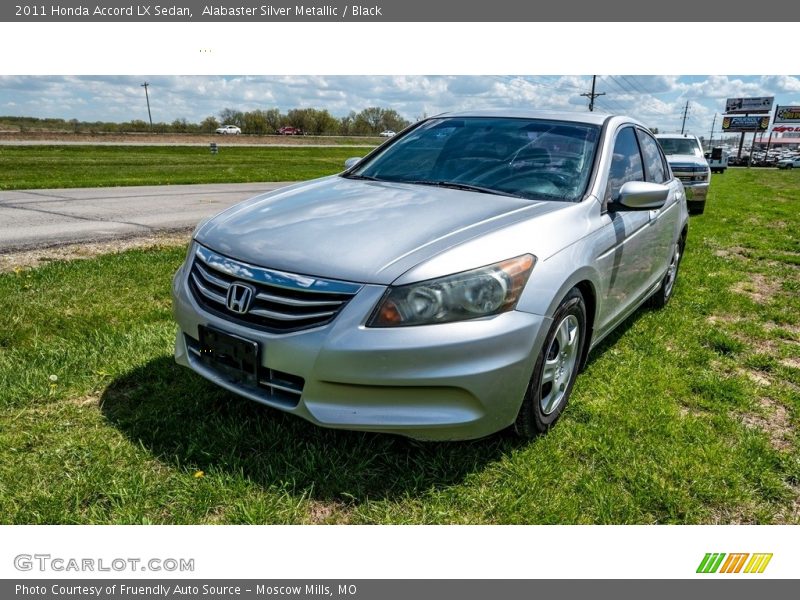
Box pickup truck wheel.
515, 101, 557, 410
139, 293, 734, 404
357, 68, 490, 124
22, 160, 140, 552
688, 201, 705, 215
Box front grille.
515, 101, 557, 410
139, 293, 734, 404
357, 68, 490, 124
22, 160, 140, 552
188, 244, 362, 333
670, 163, 708, 184
185, 334, 304, 407
674, 173, 708, 183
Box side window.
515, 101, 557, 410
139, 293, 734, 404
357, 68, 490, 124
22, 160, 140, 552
636, 129, 668, 184
605, 127, 645, 203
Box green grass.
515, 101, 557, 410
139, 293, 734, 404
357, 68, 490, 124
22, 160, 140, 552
0, 145, 374, 190
0, 169, 799, 524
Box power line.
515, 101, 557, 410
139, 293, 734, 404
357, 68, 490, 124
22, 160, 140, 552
621, 75, 653, 97
606, 76, 673, 117
592, 97, 629, 115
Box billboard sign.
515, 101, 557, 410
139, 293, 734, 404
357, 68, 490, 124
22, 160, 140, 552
721, 115, 770, 132
725, 97, 774, 114
774, 106, 800, 123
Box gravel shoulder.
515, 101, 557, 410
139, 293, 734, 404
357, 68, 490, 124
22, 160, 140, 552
0, 229, 192, 273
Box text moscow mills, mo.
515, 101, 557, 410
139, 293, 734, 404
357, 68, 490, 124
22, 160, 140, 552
15, 4, 385, 17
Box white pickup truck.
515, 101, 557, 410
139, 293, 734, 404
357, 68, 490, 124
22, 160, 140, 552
656, 133, 711, 215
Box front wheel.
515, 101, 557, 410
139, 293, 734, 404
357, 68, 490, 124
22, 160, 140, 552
514, 288, 586, 438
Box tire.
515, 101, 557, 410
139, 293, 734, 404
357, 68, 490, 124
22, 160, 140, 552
514, 288, 586, 438
649, 233, 685, 309
688, 201, 705, 215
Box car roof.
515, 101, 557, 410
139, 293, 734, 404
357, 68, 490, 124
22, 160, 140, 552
655, 133, 700, 139
432, 109, 615, 127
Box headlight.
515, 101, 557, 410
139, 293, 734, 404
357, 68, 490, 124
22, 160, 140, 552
367, 254, 535, 327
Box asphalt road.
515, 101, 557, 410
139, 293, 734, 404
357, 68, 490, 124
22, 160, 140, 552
0, 182, 292, 252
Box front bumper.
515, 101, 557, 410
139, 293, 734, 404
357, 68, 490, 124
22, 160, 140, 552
682, 182, 708, 202
172, 261, 550, 440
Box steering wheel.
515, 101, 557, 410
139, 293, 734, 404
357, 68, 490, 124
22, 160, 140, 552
492, 170, 573, 190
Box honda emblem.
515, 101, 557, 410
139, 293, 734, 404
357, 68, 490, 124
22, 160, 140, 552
226, 282, 255, 314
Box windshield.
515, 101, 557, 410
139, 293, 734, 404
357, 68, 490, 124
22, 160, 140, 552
657, 137, 703, 157
347, 117, 601, 202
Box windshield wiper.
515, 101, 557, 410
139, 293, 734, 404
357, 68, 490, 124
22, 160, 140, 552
342, 173, 382, 181
406, 180, 523, 199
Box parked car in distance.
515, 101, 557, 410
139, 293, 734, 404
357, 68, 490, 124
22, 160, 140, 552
215, 125, 241, 135
173, 110, 689, 441
656, 133, 710, 214
777, 156, 800, 169
277, 126, 302, 135
379, 130, 396, 137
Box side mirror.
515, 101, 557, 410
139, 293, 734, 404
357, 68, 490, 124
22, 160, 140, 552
344, 157, 362, 170
616, 181, 669, 210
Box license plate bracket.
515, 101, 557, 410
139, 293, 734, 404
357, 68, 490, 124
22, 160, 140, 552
198, 326, 260, 386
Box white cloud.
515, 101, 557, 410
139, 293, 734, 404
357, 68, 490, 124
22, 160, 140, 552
1, 75, 799, 138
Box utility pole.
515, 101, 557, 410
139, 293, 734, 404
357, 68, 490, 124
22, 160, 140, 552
764, 104, 778, 162
580, 75, 605, 112
141, 81, 153, 129
680, 101, 689, 135
709, 113, 716, 149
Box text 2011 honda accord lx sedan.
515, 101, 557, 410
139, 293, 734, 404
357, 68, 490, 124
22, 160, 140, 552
172, 110, 688, 440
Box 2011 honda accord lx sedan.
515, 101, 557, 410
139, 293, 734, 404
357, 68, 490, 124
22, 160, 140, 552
172, 110, 689, 440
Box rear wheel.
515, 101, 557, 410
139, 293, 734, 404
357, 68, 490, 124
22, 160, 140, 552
649, 234, 685, 309
514, 288, 586, 438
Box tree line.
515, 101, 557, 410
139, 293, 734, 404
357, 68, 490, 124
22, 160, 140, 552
0, 106, 411, 136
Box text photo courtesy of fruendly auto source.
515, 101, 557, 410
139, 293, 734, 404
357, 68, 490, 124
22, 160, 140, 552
0, 75, 798, 525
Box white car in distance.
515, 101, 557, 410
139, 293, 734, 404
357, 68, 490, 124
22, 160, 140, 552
215, 125, 242, 135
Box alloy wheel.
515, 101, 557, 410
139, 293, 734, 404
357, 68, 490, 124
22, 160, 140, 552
540, 314, 580, 415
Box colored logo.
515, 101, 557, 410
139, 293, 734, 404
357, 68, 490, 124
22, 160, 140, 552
696, 553, 772, 574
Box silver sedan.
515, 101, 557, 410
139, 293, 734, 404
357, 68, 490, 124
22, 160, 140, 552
172, 110, 688, 440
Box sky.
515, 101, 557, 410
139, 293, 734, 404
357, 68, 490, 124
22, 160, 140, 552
1, 75, 799, 137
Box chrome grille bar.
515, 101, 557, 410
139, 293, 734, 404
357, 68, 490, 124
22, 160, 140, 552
249, 307, 337, 321
190, 271, 226, 305
188, 243, 361, 333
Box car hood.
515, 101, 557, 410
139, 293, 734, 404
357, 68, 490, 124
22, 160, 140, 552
665, 154, 709, 168
195, 176, 568, 285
